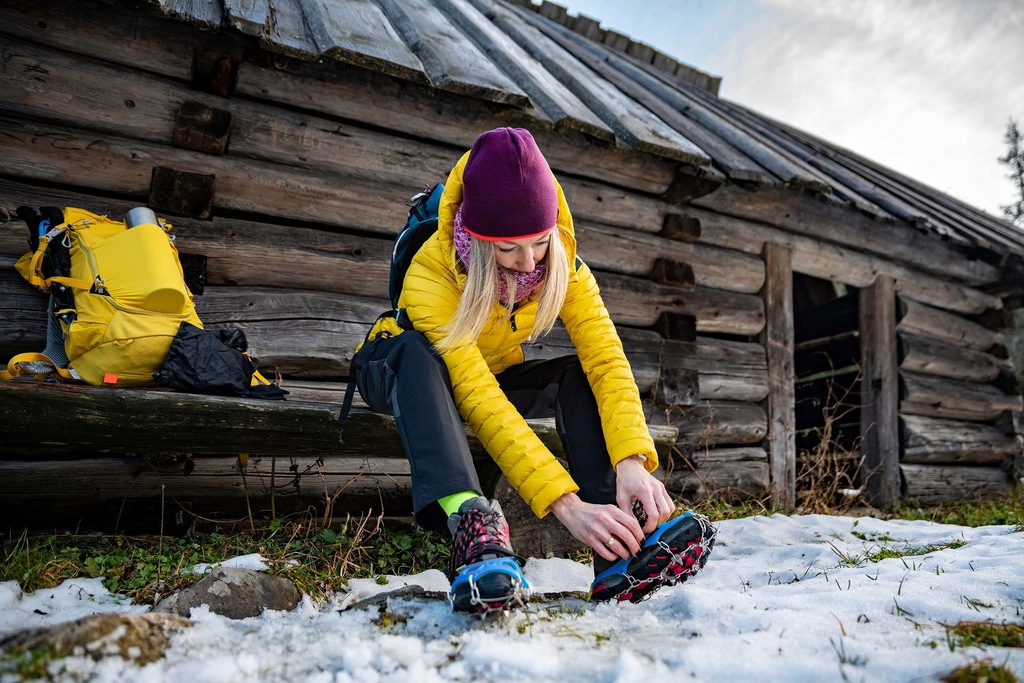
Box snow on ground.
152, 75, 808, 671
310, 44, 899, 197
1, 514, 1021, 682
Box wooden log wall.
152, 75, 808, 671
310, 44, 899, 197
0, 0, 1018, 522
0, 1, 770, 518
893, 296, 1020, 504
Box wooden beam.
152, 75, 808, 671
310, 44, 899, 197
689, 206, 1001, 314
664, 447, 769, 501
0, 381, 679, 459
573, 221, 764, 294
649, 401, 768, 449
901, 414, 1019, 466
149, 166, 216, 219
191, 48, 240, 97
900, 370, 1023, 422
897, 297, 1003, 352
663, 337, 769, 403
654, 312, 696, 342
654, 367, 699, 407
659, 213, 701, 242
173, 101, 232, 155
900, 464, 1011, 506
595, 272, 765, 335
859, 276, 900, 510
649, 258, 695, 289
898, 330, 1009, 383
693, 187, 1000, 288
762, 243, 795, 509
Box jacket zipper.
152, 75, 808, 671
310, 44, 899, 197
510, 314, 518, 332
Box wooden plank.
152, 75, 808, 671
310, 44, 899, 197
649, 401, 768, 448
558, 179, 669, 231
901, 463, 1011, 506
0, 1, 199, 81
575, 221, 764, 294
264, 0, 319, 57
152, 0, 224, 27
191, 286, 387, 377
690, 206, 1001, 314
859, 276, 900, 510
665, 447, 769, 501
221, 0, 268, 36
0, 267, 46, 362
662, 338, 769, 403
479, 0, 710, 164
0, 381, 678, 459
0, 34, 184, 143
291, 384, 770, 453
762, 243, 795, 509
301, 0, 428, 83
433, 0, 611, 139
375, 0, 530, 105
693, 186, 1000, 288
149, 166, 216, 219
173, 101, 232, 155
901, 414, 1019, 466
900, 370, 1023, 422
223, 0, 270, 36
522, 325, 662, 395
595, 272, 765, 335
0, 455, 412, 502
898, 330, 1008, 383
0, 33, 460, 188
897, 297, 1002, 352
0, 457, 416, 525
0, 116, 408, 234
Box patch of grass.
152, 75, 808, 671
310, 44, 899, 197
691, 497, 776, 521
941, 659, 1019, 683
1, 513, 449, 606
946, 621, 1024, 649
863, 540, 967, 563
829, 539, 967, 568
693, 490, 1023, 530
896, 492, 1024, 531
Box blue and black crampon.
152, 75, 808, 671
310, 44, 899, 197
446, 497, 530, 614
590, 510, 717, 604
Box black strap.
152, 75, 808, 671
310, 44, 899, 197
337, 309, 412, 427
337, 380, 357, 428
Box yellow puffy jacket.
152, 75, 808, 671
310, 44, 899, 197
367, 152, 658, 517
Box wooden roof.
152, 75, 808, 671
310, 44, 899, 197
148, 0, 1024, 256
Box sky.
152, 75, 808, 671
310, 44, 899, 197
559, 0, 1024, 219
2, 514, 1022, 681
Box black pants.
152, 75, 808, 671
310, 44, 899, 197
354, 330, 616, 531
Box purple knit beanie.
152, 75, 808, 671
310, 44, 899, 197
461, 128, 558, 241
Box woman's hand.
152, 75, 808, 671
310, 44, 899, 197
548, 493, 644, 562
614, 456, 675, 535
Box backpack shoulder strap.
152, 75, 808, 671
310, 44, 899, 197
0, 353, 75, 381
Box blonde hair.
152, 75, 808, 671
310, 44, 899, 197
438, 229, 570, 353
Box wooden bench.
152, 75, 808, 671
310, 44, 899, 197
0, 379, 678, 532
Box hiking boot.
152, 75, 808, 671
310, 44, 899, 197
446, 497, 530, 613
590, 510, 716, 604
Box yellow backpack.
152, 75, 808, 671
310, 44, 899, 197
2, 207, 203, 386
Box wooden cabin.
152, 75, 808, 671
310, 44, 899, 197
1, 0, 1021, 531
